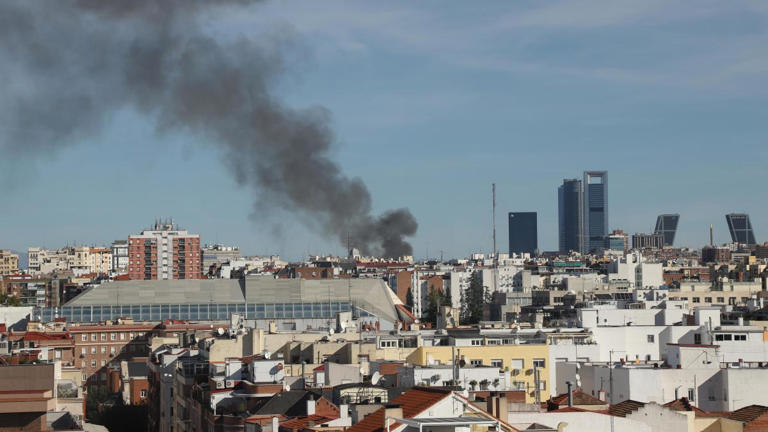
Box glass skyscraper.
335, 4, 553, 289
583, 171, 608, 253
558, 179, 584, 253
654, 214, 680, 246
508, 212, 537, 256
726, 213, 756, 245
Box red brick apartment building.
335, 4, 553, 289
69, 321, 155, 388
128, 220, 202, 280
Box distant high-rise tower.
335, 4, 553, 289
583, 171, 608, 252
726, 213, 756, 245
558, 179, 584, 253
508, 212, 537, 256
654, 214, 680, 247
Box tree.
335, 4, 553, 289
405, 287, 414, 308
424, 287, 442, 327
462, 272, 487, 324
0, 294, 21, 306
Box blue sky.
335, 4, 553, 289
3, 0, 768, 259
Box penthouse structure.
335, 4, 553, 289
128, 220, 201, 280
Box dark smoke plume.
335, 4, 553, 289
0, 1, 417, 258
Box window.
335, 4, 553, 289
490, 359, 503, 368
110, 347, 116, 355
101, 346, 106, 354
647, 335, 655, 343
120, 333, 126, 341
110, 333, 116, 341
81, 348, 86, 355
379, 340, 397, 348
486, 339, 500, 345
100, 333, 106, 341
704, 297, 712, 303
81, 360, 86, 367
715, 334, 733, 341
734, 334, 747, 341
539, 380, 547, 390
100, 360, 106, 366
55, 350, 61, 359
692, 297, 700, 303
82, 374, 87, 381
533, 358, 546, 369
510, 359, 524, 371
81, 334, 87, 342
129, 333, 135, 339
729, 297, 736, 305
91, 334, 97, 341
140, 390, 147, 398
688, 388, 696, 402
694, 334, 702, 345
91, 347, 96, 354
91, 360, 96, 367
470, 339, 482, 346
470, 359, 482, 366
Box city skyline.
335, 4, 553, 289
3, 1, 768, 259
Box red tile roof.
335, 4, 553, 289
22, 332, 71, 342
608, 400, 646, 417
728, 405, 768, 423
550, 390, 606, 406
346, 387, 452, 432
280, 414, 336, 429
663, 398, 711, 417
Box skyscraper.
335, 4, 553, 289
654, 214, 680, 247
583, 171, 608, 252
508, 212, 537, 256
726, 213, 756, 245
558, 179, 584, 253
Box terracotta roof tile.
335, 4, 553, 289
607, 400, 645, 417
728, 405, 768, 423
346, 387, 452, 432
550, 390, 606, 406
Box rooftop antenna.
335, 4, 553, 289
492, 183, 498, 292
710, 224, 714, 246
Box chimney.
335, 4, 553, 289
566, 381, 574, 407
495, 393, 508, 421
339, 404, 349, 420
306, 395, 316, 415
384, 404, 403, 429
271, 416, 279, 432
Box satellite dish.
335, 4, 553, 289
283, 382, 290, 391
329, 328, 335, 335
263, 350, 271, 359
217, 328, 225, 336
371, 371, 381, 385
340, 321, 347, 330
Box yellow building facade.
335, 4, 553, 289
406, 344, 550, 403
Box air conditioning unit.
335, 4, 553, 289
215, 380, 225, 389
225, 380, 235, 388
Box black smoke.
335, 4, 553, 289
0, 0, 417, 258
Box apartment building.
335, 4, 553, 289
0, 250, 19, 275
69, 321, 154, 388
27, 247, 112, 276
128, 220, 202, 280
406, 343, 551, 403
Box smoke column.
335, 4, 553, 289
0, 1, 417, 258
